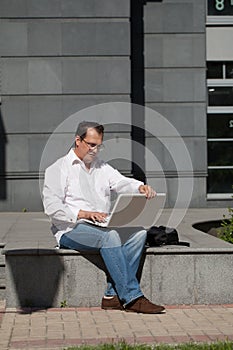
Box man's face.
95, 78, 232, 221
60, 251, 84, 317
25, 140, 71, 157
75, 128, 103, 164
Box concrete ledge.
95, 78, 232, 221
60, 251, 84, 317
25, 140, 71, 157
3, 244, 233, 308
1, 209, 233, 308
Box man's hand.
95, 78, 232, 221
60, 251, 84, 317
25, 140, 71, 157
139, 184, 156, 199
78, 210, 108, 222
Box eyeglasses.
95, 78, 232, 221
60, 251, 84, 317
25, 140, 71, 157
81, 138, 104, 151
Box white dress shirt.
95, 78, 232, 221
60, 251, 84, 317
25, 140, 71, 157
43, 149, 143, 243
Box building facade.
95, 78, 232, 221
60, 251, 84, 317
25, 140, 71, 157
0, 0, 232, 211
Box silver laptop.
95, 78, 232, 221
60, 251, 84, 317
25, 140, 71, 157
82, 193, 166, 229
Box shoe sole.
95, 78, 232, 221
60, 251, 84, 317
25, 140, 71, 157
125, 308, 166, 314
101, 306, 124, 311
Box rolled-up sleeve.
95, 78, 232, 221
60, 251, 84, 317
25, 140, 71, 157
106, 164, 144, 193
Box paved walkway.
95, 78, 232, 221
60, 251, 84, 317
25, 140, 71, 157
1, 209, 233, 250
0, 301, 233, 350
1, 210, 233, 349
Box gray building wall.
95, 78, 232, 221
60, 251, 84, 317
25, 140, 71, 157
0, 0, 226, 211
0, 0, 131, 211
144, 0, 207, 207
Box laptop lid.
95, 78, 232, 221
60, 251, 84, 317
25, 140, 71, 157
107, 193, 166, 228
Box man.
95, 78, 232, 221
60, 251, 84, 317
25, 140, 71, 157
43, 121, 165, 314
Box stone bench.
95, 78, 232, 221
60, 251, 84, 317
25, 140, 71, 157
3, 243, 233, 308
1, 209, 233, 308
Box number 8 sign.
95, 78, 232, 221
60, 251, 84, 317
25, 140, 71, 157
209, 0, 233, 14
215, 0, 224, 11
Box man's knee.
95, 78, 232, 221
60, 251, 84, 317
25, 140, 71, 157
135, 229, 147, 241
102, 230, 121, 248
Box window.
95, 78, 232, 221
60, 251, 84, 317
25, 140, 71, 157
226, 63, 233, 78
208, 0, 233, 16
208, 113, 233, 138
207, 61, 233, 79
207, 61, 233, 198
207, 62, 222, 78
208, 87, 233, 106
207, 169, 233, 194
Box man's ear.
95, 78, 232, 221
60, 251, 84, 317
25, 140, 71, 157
75, 136, 81, 148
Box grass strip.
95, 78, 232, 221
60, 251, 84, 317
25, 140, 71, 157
65, 341, 233, 350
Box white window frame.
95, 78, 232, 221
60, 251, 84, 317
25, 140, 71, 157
207, 16, 233, 25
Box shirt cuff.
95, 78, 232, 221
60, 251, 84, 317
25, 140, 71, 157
134, 181, 144, 192
67, 208, 79, 223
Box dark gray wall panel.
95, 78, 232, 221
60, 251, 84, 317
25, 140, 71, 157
0, 0, 129, 18
0, 20, 129, 57
6, 134, 70, 173
28, 60, 62, 94
145, 0, 206, 34
6, 136, 30, 172
145, 68, 206, 102
62, 58, 130, 94
61, 21, 130, 56
145, 137, 207, 172
145, 34, 205, 68
2, 60, 28, 94
2, 58, 130, 95
27, 0, 62, 17
28, 22, 61, 56
0, 0, 27, 18
2, 95, 130, 134
145, 103, 206, 137
147, 177, 207, 208
60, 95, 131, 123
2, 59, 62, 94
61, 0, 129, 17
0, 180, 44, 211
1, 97, 29, 133
0, 22, 28, 56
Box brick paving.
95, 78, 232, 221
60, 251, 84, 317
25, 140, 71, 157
0, 303, 233, 349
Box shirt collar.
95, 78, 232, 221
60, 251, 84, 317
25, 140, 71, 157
67, 148, 99, 170
67, 148, 82, 165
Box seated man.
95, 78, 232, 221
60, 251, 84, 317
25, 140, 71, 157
43, 121, 165, 314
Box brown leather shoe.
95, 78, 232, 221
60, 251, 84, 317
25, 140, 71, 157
125, 296, 165, 314
101, 296, 123, 310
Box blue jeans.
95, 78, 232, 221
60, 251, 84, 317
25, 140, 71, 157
59, 223, 147, 305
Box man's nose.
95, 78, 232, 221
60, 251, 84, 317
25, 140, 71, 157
91, 147, 98, 153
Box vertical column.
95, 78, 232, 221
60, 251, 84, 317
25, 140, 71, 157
130, 0, 145, 183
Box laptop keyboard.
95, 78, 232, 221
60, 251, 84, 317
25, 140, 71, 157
80, 216, 110, 227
